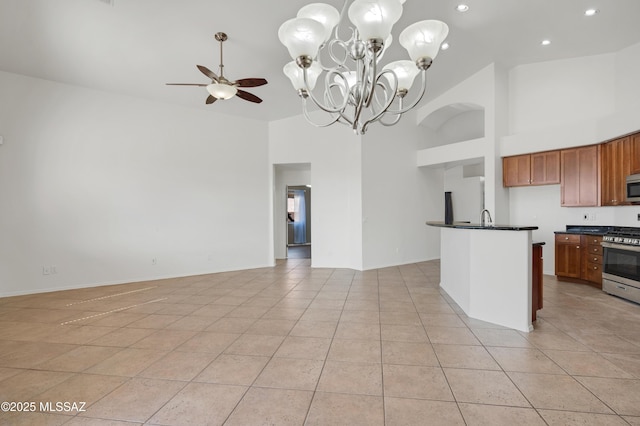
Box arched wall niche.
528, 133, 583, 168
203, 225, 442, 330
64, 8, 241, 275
418, 102, 485, 149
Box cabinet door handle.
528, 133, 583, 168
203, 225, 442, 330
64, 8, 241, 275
576, 246, 580, 249
593, 266, 598, 270
593, 257, 598, 261
565, 236, 569, 240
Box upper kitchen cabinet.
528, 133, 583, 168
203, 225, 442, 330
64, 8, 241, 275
531, 151, 560, 185
632, 132, 640, 174
601, 136, 633, 206
561, 145, 600, 207
503, 150, 560, 187
503, 154, 531, 186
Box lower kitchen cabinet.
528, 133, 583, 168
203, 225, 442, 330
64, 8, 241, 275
555, 233, 603, 288
532, 243, 543, 322
582, 235, 603, 287
555, 234, 582, 278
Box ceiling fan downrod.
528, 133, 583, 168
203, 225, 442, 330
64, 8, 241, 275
214, 32, 227, 80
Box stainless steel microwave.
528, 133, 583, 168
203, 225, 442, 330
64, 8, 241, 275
627, 174, 640, 203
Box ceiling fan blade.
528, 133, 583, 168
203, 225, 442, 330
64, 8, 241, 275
166, 83, 208, 86
197, 65, 219, 82
234, 78, 268, 88
236, 89, 263, 104
206, 95, 217, 105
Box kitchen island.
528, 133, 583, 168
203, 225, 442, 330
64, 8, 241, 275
427, 221, 539, 332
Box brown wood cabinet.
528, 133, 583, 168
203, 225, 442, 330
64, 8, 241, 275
560, 145, 600, 206
632, 132, 640, 174
601, 136, 633, 206
531, 151, 560, 185
532, 243, 543, 322
502, 130, 640, 206
503, 150, 560, 187
555, 234, 582, 278
582, 235, 603, 287
555, 233, 603, 288
503, 154, 531, 187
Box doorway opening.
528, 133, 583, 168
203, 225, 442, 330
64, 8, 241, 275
287, 185, 311, 259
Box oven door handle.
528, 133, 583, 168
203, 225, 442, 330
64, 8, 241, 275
601, 241, 640, 252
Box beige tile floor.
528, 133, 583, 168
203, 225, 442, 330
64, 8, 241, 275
1, 259, 640, 425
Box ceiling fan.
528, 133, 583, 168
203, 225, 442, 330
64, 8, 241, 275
166, 32, 267, 104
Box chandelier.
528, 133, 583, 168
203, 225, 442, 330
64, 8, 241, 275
278, 0, 449, 135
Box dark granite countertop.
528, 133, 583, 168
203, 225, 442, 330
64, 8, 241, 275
426, 221, 538, 231
554, 225, 613, 236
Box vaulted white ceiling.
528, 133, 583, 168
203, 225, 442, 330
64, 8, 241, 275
2, 0, 640, 122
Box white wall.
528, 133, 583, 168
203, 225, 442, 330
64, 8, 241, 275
416, 64, 507, 224
361, 113, 441, 269
269, 115, 363, 269
439, 110, 485, 145
443, 166, 483, 224
509, 53, 616, 135
0, 71, 271, 297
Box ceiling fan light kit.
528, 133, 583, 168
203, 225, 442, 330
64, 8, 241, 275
279, 0, 449, 135
166, 32, 267, 105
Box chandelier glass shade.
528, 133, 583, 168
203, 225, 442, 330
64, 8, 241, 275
278, 0, 449, 135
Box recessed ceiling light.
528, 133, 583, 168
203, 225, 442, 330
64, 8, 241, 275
441, 42, 450, 50
541, 39, 551, 46
585, 8, 599, 16
456, 4, 469, 12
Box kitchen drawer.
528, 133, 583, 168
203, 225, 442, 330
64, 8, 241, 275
585, 262, 603, 284
588, 245, 603, 256
586, 254, 603, 264
603, 279, 640, 304
586, 236, 603, 245
555, 234, 581, 244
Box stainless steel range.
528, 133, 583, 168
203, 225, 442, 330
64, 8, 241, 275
602, 227, 640, 304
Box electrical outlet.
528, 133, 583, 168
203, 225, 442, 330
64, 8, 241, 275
637, 213, 640, 221
151, 258, 157, 265
50, 266, 57, 274
42, 266, 51, 275
583, 214, 588, 220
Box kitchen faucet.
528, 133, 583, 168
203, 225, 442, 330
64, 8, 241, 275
480, 209, 493, 227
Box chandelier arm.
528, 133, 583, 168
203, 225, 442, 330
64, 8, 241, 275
383, 71, 428, 115
316, 39, 350, 72
371, 80, 394, 121
302, 67, 349, 114
374, 69, 398, 107
302, 98, 343, 128
379, 97, 403, 126
364, 52, 379, 108
351, 58, 370, 131
326, 38, 354, 70
360, 72, 400, 134
325, 77, 349, 109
